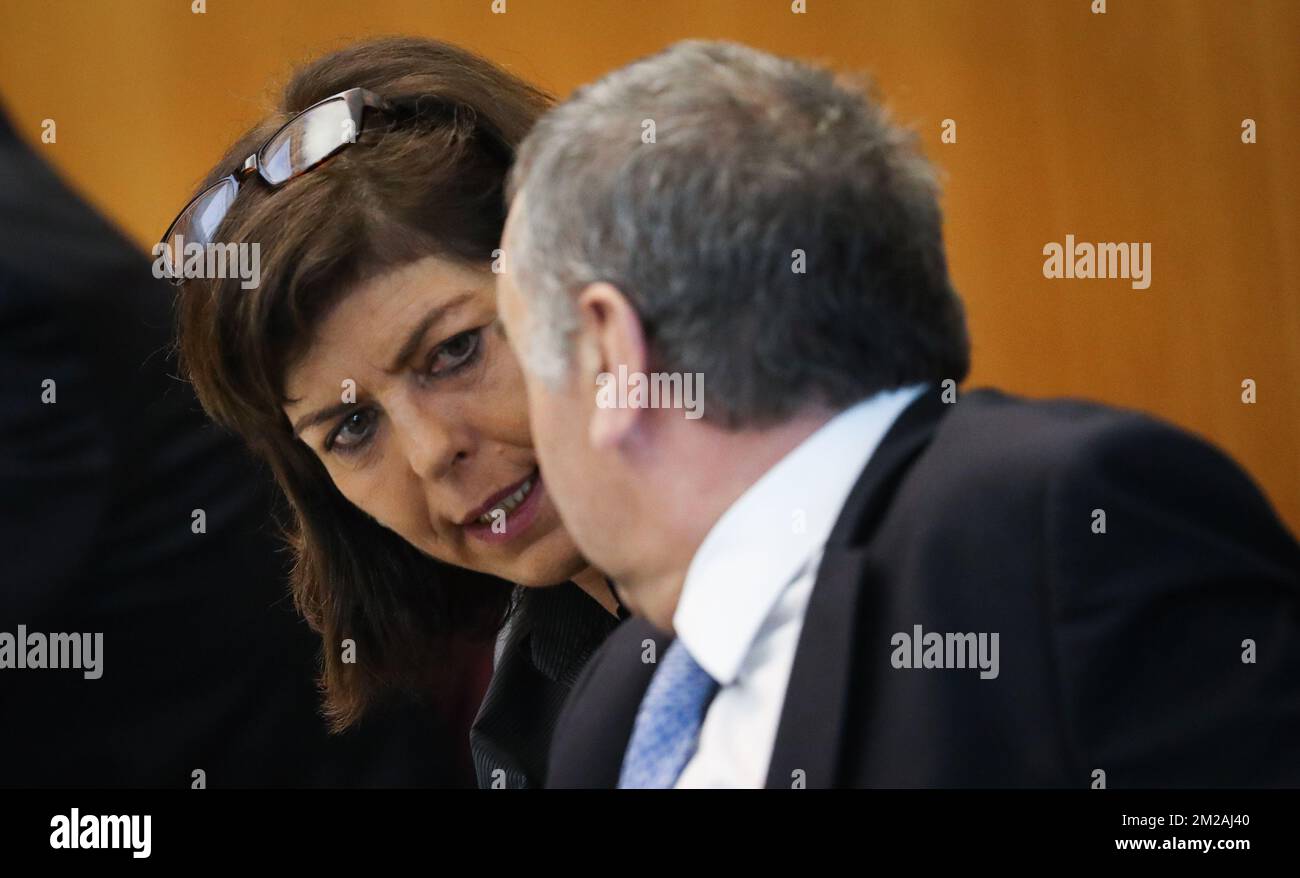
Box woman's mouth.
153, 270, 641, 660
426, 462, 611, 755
460, 468, 545, 544
472, 474, 536, 524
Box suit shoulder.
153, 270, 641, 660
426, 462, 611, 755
932, 389, 1249, 487
949, 389, 1159, 453
905, 390, 1294, 551
901, 389, 1135, 507
939, 390, 1298, 571
964, 391, 1277, 510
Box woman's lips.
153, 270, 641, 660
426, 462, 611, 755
462, 469, 545, 545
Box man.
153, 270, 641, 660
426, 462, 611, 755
0, 105, 480, 787
495, 41, 1300, 788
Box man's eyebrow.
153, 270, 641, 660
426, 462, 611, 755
383, 291, 475, 375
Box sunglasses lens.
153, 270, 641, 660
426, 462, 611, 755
161, 177, 238, 280
260, 97, 355, 184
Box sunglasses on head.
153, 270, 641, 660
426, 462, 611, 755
157, 87, 464, 285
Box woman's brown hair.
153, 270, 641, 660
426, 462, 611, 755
173, 36, 551, 730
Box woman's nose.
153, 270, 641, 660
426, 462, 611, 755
388, 399, 473, 481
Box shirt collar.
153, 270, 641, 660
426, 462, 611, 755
673, 383, 927, 685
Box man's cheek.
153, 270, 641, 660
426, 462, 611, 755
525, 390, 550, 445
527, 402, 559, 464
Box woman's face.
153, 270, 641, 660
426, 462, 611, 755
283, 255, 585, 587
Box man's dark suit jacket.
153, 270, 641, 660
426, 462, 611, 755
549, 388, 1300, 788
0, 108, 479, 787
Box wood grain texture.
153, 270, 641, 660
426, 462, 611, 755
1, 0, 1294, 532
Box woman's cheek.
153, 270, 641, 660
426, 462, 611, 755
334, 459, 401, 532
480, 333, 536, 443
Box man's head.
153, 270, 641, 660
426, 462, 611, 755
498, 40, 970, 608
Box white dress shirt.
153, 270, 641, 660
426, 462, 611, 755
673, 383, 926, 788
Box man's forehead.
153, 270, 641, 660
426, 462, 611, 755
497, 217, 524, 301
502, 191, 527, 241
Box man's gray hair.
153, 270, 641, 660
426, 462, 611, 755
506, 39, 969, 427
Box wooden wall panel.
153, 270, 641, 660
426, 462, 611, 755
2, 0, 1295, 531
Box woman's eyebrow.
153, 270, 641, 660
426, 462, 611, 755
292, 401, 355, 439
290, 290, 478, 438
383, 291, 475, 375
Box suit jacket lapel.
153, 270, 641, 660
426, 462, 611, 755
765, 389, 950, 788
764, 545, 868, 788
546, 618, 672, 788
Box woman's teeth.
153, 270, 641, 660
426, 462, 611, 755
475, 477, 535, 525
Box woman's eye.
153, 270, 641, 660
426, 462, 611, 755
326, 408, 376, 454
425, 328, 482, 377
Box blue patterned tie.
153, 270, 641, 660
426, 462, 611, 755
618, 640, 720, 789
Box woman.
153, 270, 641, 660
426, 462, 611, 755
166, 36, 624, 788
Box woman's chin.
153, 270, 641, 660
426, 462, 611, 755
506, 554, 589, 588
514, 578, 574, 589
489, 531, 588, 588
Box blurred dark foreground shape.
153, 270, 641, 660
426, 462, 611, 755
0, 106, 490, 787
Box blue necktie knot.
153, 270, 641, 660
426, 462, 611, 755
618, 640, 719, 789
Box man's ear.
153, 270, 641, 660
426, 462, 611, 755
575, 282, 648, 450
